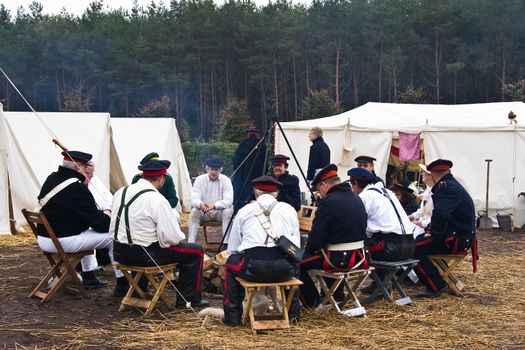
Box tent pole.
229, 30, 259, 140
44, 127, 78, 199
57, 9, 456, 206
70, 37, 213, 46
7, 172, 18, 234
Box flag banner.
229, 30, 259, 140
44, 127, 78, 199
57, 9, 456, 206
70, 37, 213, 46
398, 132, 421, 161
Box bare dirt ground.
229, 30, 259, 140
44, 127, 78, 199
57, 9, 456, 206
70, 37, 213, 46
1, 228, 524, 350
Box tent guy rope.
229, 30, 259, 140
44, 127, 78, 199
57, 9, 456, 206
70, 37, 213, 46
0, 66, 204, 323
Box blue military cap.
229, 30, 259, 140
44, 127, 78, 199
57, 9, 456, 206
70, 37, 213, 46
312, 164, 339, 187
62, 150, 92, 165
347, 167, 377, 182
206, 157, 224, 168
252, 175, 283, 192
140, 152, 160, 165
246, 127, 259, 135
427, 159, 453, 172
138, 159, 171, 176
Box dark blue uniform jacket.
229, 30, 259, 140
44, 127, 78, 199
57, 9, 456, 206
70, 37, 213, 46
305, 182, 367, 253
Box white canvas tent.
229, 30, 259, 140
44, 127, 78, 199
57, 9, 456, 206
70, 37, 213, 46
110, 118, 192, 212
275, 102, 525, 227
0, 108, 117, 233
0, 108, 193, 233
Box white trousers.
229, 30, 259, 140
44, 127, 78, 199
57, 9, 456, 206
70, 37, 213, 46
187, 207, 233, 243
37, 229, 123, 278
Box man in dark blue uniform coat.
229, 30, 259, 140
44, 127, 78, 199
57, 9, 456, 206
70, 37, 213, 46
272, 154, 301, 211
299, 164, 369, 307
37, 150, 125, 292
413, 159, 477, 297
306, 127, 330, 182
232, 127, 267, 209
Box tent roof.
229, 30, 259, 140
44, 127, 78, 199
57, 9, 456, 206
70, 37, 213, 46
282, 102, 525, 132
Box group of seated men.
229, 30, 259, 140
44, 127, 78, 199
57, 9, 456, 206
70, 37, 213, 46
35, 142, 477, 326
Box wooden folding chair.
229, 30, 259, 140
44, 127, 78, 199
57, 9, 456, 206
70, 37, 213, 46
115, 263, 177, 317
428, 253, 467, 296
22, 209, 92, 302
309, 268, 372, 317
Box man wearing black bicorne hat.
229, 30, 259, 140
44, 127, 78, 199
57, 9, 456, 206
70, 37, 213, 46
232, 127, 267, 209
272, 154, 301, 211
412, 159, 477, 298
36, 150, 124, 292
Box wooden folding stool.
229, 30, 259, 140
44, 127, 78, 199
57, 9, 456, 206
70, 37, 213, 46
309, 268, 372, 317
116, 263, 177, 317
428, 253, 467, 296
364, 259, 419, 306
22, 209, 92, 302
237, 277, 302, 334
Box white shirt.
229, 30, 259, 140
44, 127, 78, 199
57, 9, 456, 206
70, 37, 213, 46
227, 194, 300, 254
191, 173, 233, 210
110, 179, 185, 248
358, 182, 413, 237
411, 186, 433, 228
88, 175, 113, 211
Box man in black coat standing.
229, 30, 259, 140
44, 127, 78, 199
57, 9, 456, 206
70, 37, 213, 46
272, 154, 301, 211
307, 127, 330, 183
232, 127, 267, 209
299, 164, 369, 307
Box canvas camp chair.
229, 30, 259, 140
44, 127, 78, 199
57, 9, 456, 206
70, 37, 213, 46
22, 209, 92, 302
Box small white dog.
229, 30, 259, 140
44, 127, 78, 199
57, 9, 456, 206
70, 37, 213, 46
198, 287, 280, 322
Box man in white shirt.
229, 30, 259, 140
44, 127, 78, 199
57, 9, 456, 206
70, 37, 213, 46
84, 162, 113, 211
110, 159, 208, 306
188, 157, 234, 243
223, 176, 300, 326
348, 167, 415, 261
409, 164, 435, 238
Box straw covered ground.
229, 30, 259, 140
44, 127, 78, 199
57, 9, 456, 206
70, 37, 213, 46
0, 227, 524, 350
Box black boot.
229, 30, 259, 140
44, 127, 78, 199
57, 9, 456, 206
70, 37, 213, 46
81, 271, 109, 290
113, 276, 129, 297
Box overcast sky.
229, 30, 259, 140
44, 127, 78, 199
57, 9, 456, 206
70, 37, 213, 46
1, 0, 311, 16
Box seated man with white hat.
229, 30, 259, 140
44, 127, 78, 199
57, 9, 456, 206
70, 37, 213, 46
188, 157, 234, 244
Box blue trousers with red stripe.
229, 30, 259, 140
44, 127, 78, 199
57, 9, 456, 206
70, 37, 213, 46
223, 247, 297, 325
413, 235, 471, 292
299, 249, 368, 307
114, 241, 204, 305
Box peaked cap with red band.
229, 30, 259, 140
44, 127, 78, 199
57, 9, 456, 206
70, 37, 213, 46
427, 159, 453, 172
138, 159, 171, 177
246, 127, 259, 135
272, 154, 290, 165
354, 155, 376, 164
311, 164, 338, 187
252, 175, 282, 192
62, 150, 92, 165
